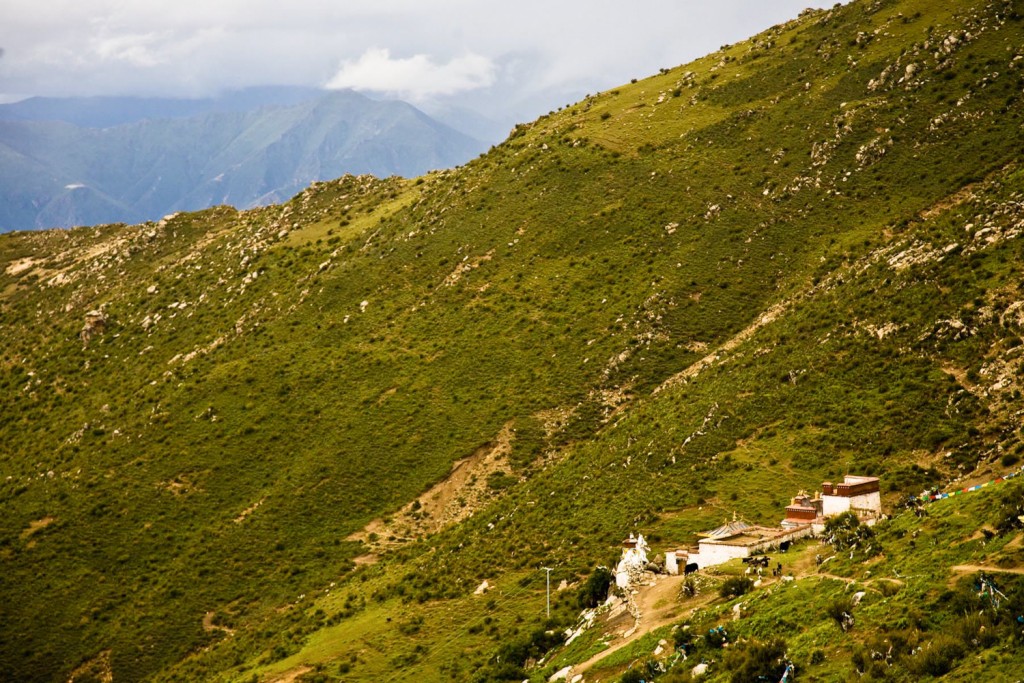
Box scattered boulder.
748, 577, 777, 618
80, 310, 108, 346
549, 666, 572, 681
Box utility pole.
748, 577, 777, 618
541, 567, 553, 619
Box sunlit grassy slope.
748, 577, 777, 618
2, 0, 1024, 680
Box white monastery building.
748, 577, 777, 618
783, 475, 882, 532
661, 474, 883, 573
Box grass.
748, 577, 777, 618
587, 626, 674, 673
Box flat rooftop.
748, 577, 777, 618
700, 525, 797, 547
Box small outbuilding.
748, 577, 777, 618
664, 549, 690, 575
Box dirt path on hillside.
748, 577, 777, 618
951, 564, 1024, 575
570, 574, 711, 678
347, 422, 515, 550
266, 666, 311, 683
570, 549, 820, 678
814, 572, 858, 584
655, 302, 789, 393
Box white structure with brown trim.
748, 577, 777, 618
821, 475, 881, 520
686, 521, 811, 569
664, 549, 689, 575
782, 475, 882, 532
655, 474, 884, 574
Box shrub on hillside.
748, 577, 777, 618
954, 614, 1000, 650
492, 627, 564, 670
825, 596, 855, 631
705, 626, 729, 649
992, 486, 1024, 534
823, 511, 880, 556
722, 637, 788, 683
618, 668, 646, 683
578, 566, 613, 609
719, 576, 753, 599
619, 659, 663, 682
907, 636, 965, 677
486, 470, 518, 491
852, 628, 920, 673
672, 622, 695, 651
473, 661, 525, 682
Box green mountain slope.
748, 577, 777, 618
1, 0, 1024, 680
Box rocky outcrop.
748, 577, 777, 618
80, 310, 108, 346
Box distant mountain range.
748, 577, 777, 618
0, 88, 488, 232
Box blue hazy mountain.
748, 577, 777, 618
0, 88, 487, 232
0, 87, 325, 128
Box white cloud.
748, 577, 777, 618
0, 1, 846, 121
326, 48, 495, 101
92, 33, 164, 67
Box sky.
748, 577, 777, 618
0, 1, 837, 128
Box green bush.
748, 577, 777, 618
719, 576, 753, 599
908, 636, 965, 677
672, 623, 695, 651
825, 597, 855, 631
486, 471, 518, 491
619, 669, 646, 683
705, 627, 729, 649
492, 627, 564, 670
578, 567, 614, 609
823, 511, 881, 556
723, 637, 788, 683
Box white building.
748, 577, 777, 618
821, 476, 881, 522
687, 521, 811, 569
657, 475, 884, 575
664, 549, 688, 575
782, 475, 882, 532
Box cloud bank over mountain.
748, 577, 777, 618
0, 1, 838, 123
326, 49, 496, 101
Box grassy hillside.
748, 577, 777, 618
2, 0, 1024, 680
